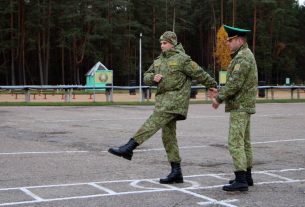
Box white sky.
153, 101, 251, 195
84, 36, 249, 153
299, 0, 305, 6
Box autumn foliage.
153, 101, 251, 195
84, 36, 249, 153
214, 25, 231, 71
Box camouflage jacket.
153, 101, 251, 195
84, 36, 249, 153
216, 43, 258, 114
144, 43, 216, 120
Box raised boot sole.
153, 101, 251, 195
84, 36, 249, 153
108, 148, 132, 160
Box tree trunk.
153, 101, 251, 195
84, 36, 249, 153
199, 22, 204, 64
61, 46, 65, 84
45, 0, 51, 84
172, 0, 176, 32
37, 32, 44, 85
41, 0, 46, 84
10, 0, 15, 85
253, 3, 257, 55
152, 5, 156, 59
232, 0, 236, 26
108, 0, 113, 71
166, 0, 168, 29
37, 0, 44, 85
18, 0, 26, 85
127, 6, 132, 82
221, 0, 223, 25
211, 1, 216, 78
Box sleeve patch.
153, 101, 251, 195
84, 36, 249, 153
168, 61, 178, 66
191, 61, 198, 69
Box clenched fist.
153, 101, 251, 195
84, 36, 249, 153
154, 74, 163, 83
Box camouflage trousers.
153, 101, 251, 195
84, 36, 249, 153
228, 112, 253, 171
133, 111, 181, 163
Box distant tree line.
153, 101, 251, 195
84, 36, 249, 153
0, 0, 304, 86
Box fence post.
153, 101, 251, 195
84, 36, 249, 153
141, 88, 145, 102
25, 89, 31, 102
64, 89, 70, 102
105, 88, 113, 102
265, 88, 269, 99
297, 89, 300, 99
271, 88, 274, 100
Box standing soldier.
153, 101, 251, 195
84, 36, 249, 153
108, 31, 217, 184
209, 25, 258, 191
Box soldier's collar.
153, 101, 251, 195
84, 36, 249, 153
230, 43, 248, 57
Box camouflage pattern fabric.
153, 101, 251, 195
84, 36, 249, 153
216, 43, 258, 114
133, 42, 216, 163
228, 112, 252, 171
159, 31, 178, 46
216, 42, 257, 171
133, 112, 181, 163
144, 43, 217, 120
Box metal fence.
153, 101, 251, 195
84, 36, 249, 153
0, 85, 305, 102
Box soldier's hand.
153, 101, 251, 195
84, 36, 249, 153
211, 98, 220, 110
208, 88, 218, 99
154, 74, 163, 83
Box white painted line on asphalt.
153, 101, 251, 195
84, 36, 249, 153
0, 189, 175, 206
35, 113, 305, 123
152, 180, 238, 207
252, 138, 305, 144
0, 188, 174, 206
130, 180, 165, 190
0, 168, 304, 206
135, 145, 209, 152
198, 199, 239, 206
1, 138, 305, 156
185, 173, 229, 178
189, 113, 305, 119
41, 117, 148, 123
256, 167, 305, 174
0, 151, 88, 155
207, 174, 230, 180
20, 188, 44, 201
0, 182, 107, 191
257, 113, 305, 118
187, 184, 225, 190
261, 172, 296, 181
88, 183, 117, 194
186, 179, 305, 191
0, 179, 162, 192
171, 167, 305, 182
0, 146, 208, 156
255, 179, 305, 185
0, 201, 41, 206
6, 180, 297, 207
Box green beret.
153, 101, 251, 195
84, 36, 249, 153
159, 31, 177, 46
224, 25, 251, 38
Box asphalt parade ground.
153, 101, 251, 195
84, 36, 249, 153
0, 103, 305, 207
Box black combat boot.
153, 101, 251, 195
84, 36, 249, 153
159, 162, 184, 184
108, 138, 139, 160
229, 168, 253, 186
223, 171, 248, 192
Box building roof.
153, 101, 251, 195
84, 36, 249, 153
86, 61, 109, 76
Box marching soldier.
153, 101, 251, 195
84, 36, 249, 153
209, 25, 258, 191
108, 31, 217, 184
